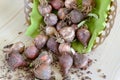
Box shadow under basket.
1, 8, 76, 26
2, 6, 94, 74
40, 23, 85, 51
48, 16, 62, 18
24, 0, 117, 51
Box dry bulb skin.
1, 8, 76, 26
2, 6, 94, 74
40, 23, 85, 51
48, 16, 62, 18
56, 21, 67, 31
7, 52, 26, 70
34, 63, 52, 80
82, 0, 95, 14
50, 0, 64, 10
34, 34, 48, 49
73, 53, 92, 69
59, 26, 75, 42
38, 4, 52, 16
65, 0, 77, 9
33, 51, 53, 80
62, 14, 72, 26
59, 53, 73, 75
70, 9, 84, 24
38, 0, 52, 16
71, 24, 78, 30
58, 8, 70, 20
34, 51, 53, 65
11, 42, 25, 53
44, 13, 58, 26
3, 42, 25, 54
76, 26, 91, 47
47, 37, 59, 55
58, 43, 71, 55
25, 45, 39, 59
45, 26, 59, 37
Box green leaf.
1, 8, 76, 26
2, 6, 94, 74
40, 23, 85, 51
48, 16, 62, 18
72, 0, 111, 53
25, 0, 43, 38
88, 13, 99, 19
77, 0, 82, 9
77, 20, 87, 28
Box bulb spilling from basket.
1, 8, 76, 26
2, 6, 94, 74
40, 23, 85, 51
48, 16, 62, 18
3, 0, 114, 79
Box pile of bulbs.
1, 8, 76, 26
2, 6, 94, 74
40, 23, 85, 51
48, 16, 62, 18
3, 0, 95, 79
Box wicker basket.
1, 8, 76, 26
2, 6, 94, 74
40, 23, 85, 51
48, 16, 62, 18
24, 0, 117, 50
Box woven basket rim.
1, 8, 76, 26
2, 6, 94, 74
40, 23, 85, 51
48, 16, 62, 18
24, 0, 117, 50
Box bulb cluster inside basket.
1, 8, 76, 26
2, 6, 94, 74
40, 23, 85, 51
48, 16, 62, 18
34, 0, 95, 48
3, 0, 116, 79
25, 0, 113, 54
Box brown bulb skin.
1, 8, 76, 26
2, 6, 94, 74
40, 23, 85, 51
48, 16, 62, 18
34, 34, 48, 49
59, 27, 75, 42
73, 53, 92, 69
34, 63, 52, 80
25, 45, 39, 59
59, 54, 73, 75
38, 5, 52, 16
82, 0, 95, 7
56, 21, 66, 31
36, 51, 53, 65
45, 26, 58, 37
71, 24, 78, 30
44, 13, 58, 26
82, 0, 95, 14
45, 26, 56, 36
70, 9, 84, 24
11, 42, 25, 53
58, 43, 71, 55
7, 52, 26, 70
65, 0, 76, 9
76, 28, 91, 47
47, 38, 59, 55
50, 0, 64, 10
58, 8, 70, 20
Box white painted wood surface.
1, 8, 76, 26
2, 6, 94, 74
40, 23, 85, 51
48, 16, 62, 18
0, 0, 120, 80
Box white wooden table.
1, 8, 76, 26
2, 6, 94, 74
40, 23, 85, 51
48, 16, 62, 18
0, 0, 120, 80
